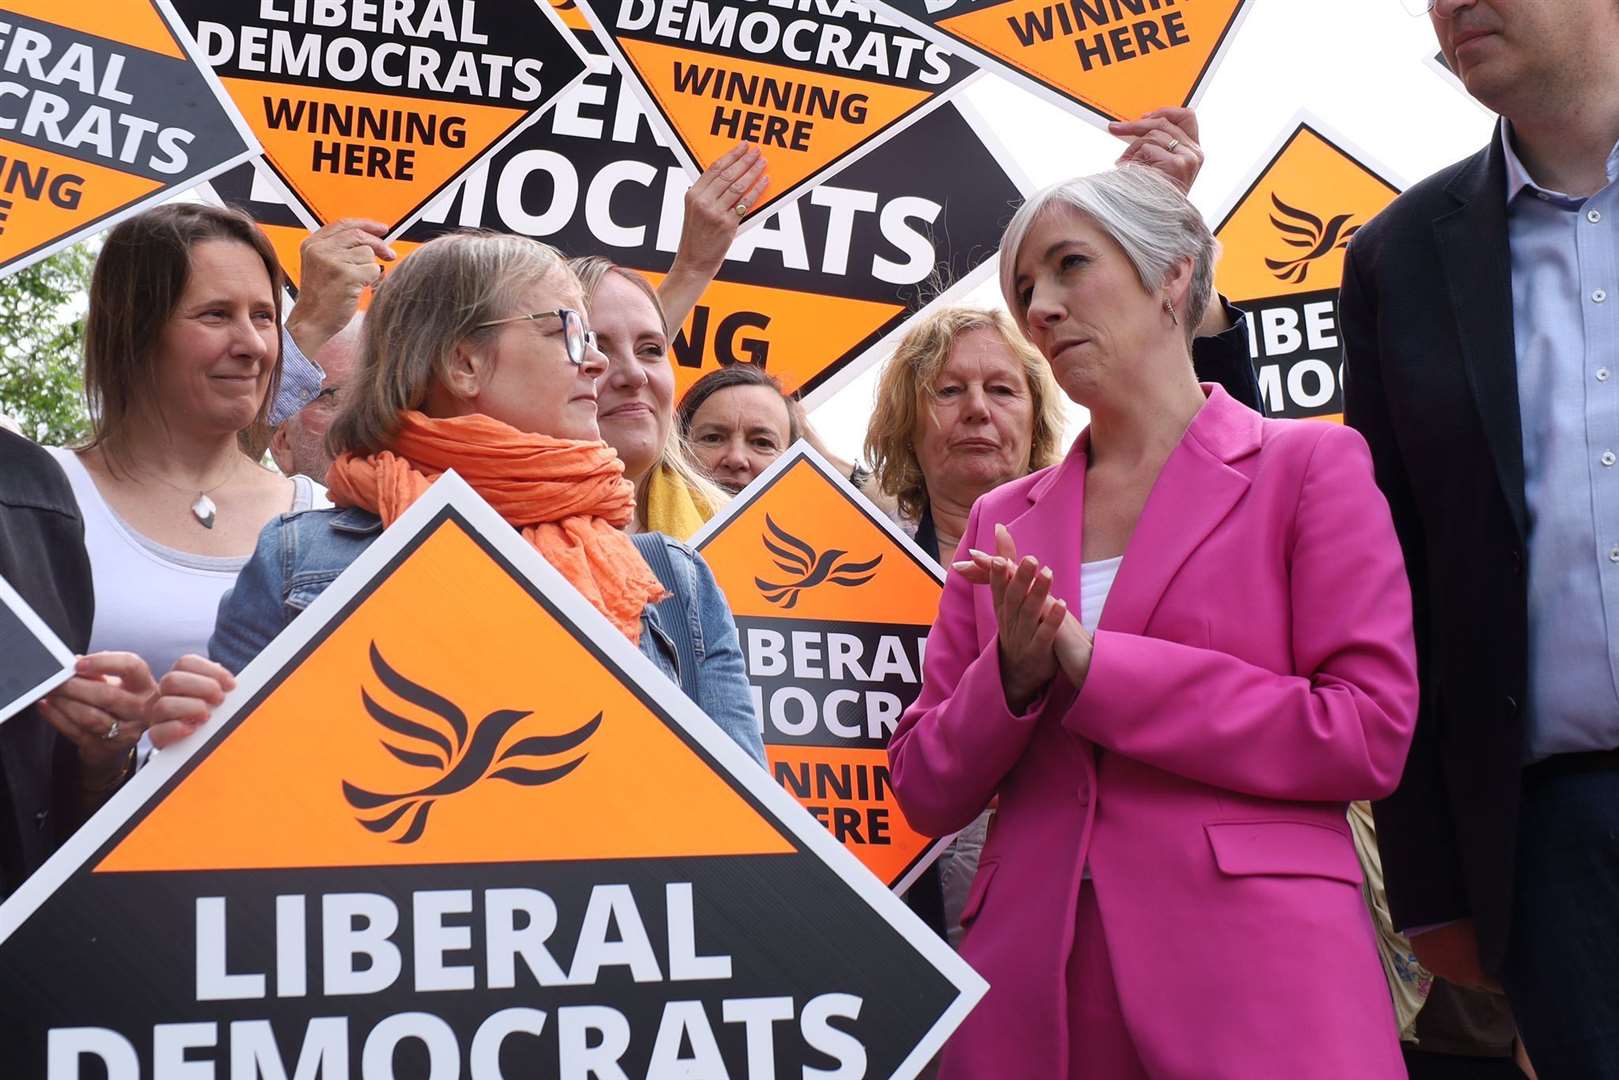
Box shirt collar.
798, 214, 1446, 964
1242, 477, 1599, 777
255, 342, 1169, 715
1501, 121, 1619, 206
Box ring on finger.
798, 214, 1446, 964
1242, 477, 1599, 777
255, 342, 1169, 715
735, 201, 749, 217
103, 718, 120, 742
1165, 137, 1180, 152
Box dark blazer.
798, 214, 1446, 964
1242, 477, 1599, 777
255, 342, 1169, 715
0, 431, 94, 898
1340, 127, 1527, 975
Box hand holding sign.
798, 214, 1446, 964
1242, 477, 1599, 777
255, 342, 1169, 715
659, 143, 771, 328
285, 218, 396, 358
38, 652, 157, 767
1111, 107, 1206, 193
146, 655, 238, 751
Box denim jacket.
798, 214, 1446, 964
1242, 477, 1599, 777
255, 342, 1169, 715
209, 507, 765, 765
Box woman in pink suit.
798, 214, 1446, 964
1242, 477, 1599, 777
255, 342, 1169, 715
888, 166, 1419, 1079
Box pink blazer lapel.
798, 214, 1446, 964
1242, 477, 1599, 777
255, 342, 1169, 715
1004, 433, 1088, 614
1099, 386, 1261, 636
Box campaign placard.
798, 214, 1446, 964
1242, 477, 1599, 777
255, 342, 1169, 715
0, 572, 75, 726
1212, 117, 1402, 421
692, 444, 950, 893
570, 0, 978, 228
858, 0, 1252, 128
170, 0, 592, 237
0, 473, 983, 1078
0, 0, 258, 276
210, 32, 1027, 407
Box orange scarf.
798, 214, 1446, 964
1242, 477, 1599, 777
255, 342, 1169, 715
326, 411, 666, 644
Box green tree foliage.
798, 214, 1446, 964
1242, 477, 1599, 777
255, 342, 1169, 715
0, 243, 94, 445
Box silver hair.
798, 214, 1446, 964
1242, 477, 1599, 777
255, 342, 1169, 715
998, 165, 1219, 344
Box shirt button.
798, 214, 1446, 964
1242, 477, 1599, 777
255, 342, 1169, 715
1595, 289, 1610, 303
1604, 451, 1617, 467
1590, 209, 1604, 224
1609, 546, 1619, 563
1600, 368, 1612, 381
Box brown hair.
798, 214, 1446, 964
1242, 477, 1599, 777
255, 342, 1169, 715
82, 203, 285, 462
328, 230, 572, 456
864, 306, 1066, 522
677, 362, 802, 444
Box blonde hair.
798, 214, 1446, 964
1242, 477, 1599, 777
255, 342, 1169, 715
999, 165, 1218, 346
864, 306, 1066, 522
568, 255, 726, 527
328, 231, 572, 455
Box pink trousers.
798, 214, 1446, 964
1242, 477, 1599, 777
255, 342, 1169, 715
1067, 887, 1151, 1079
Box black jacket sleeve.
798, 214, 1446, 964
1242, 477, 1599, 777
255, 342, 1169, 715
1192, 297, 1265, 415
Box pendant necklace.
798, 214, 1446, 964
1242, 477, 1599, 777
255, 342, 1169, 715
146, 460, 238, 530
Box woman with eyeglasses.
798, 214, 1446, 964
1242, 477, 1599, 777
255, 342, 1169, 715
158, 231, 764, 764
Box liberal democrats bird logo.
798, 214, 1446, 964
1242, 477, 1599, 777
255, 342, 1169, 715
342, 642, 601, 844
755, 515, 882, 609
1264, 193, 1361, 285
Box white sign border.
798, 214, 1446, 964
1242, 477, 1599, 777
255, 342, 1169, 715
0, 574, 76, 727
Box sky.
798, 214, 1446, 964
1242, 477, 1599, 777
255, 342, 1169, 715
805, 0, 1498, 460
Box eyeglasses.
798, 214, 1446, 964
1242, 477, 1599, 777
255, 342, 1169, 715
477, 307, 598, 367
1399, 0, 1437, 14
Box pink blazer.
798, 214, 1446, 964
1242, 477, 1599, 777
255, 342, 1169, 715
890, 387, 1417, 1079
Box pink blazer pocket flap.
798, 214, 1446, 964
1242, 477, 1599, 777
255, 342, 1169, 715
1205, 820, 1361, 885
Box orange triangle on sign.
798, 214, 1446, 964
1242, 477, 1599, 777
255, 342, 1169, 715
0, 142, 162, 268
615, 38, 938, 222
1213, 123, 1402, 303
220, 78, 531, 233
97, 510, 793, 874
696, 451, 943, 627
924, 0, 1247, 122
9, 0, 185, 60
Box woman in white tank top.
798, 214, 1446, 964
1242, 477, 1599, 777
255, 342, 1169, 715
37, 205, 329, 771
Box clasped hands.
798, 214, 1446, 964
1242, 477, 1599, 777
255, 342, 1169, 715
952, 524, 1094, 713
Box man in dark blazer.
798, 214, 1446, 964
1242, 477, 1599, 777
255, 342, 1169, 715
1341, 0, 1619, 1074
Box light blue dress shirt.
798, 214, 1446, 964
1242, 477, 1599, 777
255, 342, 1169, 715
268, 325, 324, 429
1504, 125, 1619, 760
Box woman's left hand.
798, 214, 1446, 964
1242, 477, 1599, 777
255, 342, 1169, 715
38, 651, 156, 773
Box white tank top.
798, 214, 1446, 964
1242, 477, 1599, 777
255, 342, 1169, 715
1079, 555, 1123, 631
47, 447, 327, 679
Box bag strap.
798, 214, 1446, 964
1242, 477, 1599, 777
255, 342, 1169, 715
630, 532, 701, 701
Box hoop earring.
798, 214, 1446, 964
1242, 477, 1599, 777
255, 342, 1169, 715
1163, 297, 1179, 327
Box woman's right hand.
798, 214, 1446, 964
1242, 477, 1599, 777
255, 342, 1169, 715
954, 524, 1069, 713
145, 655, 237, 750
